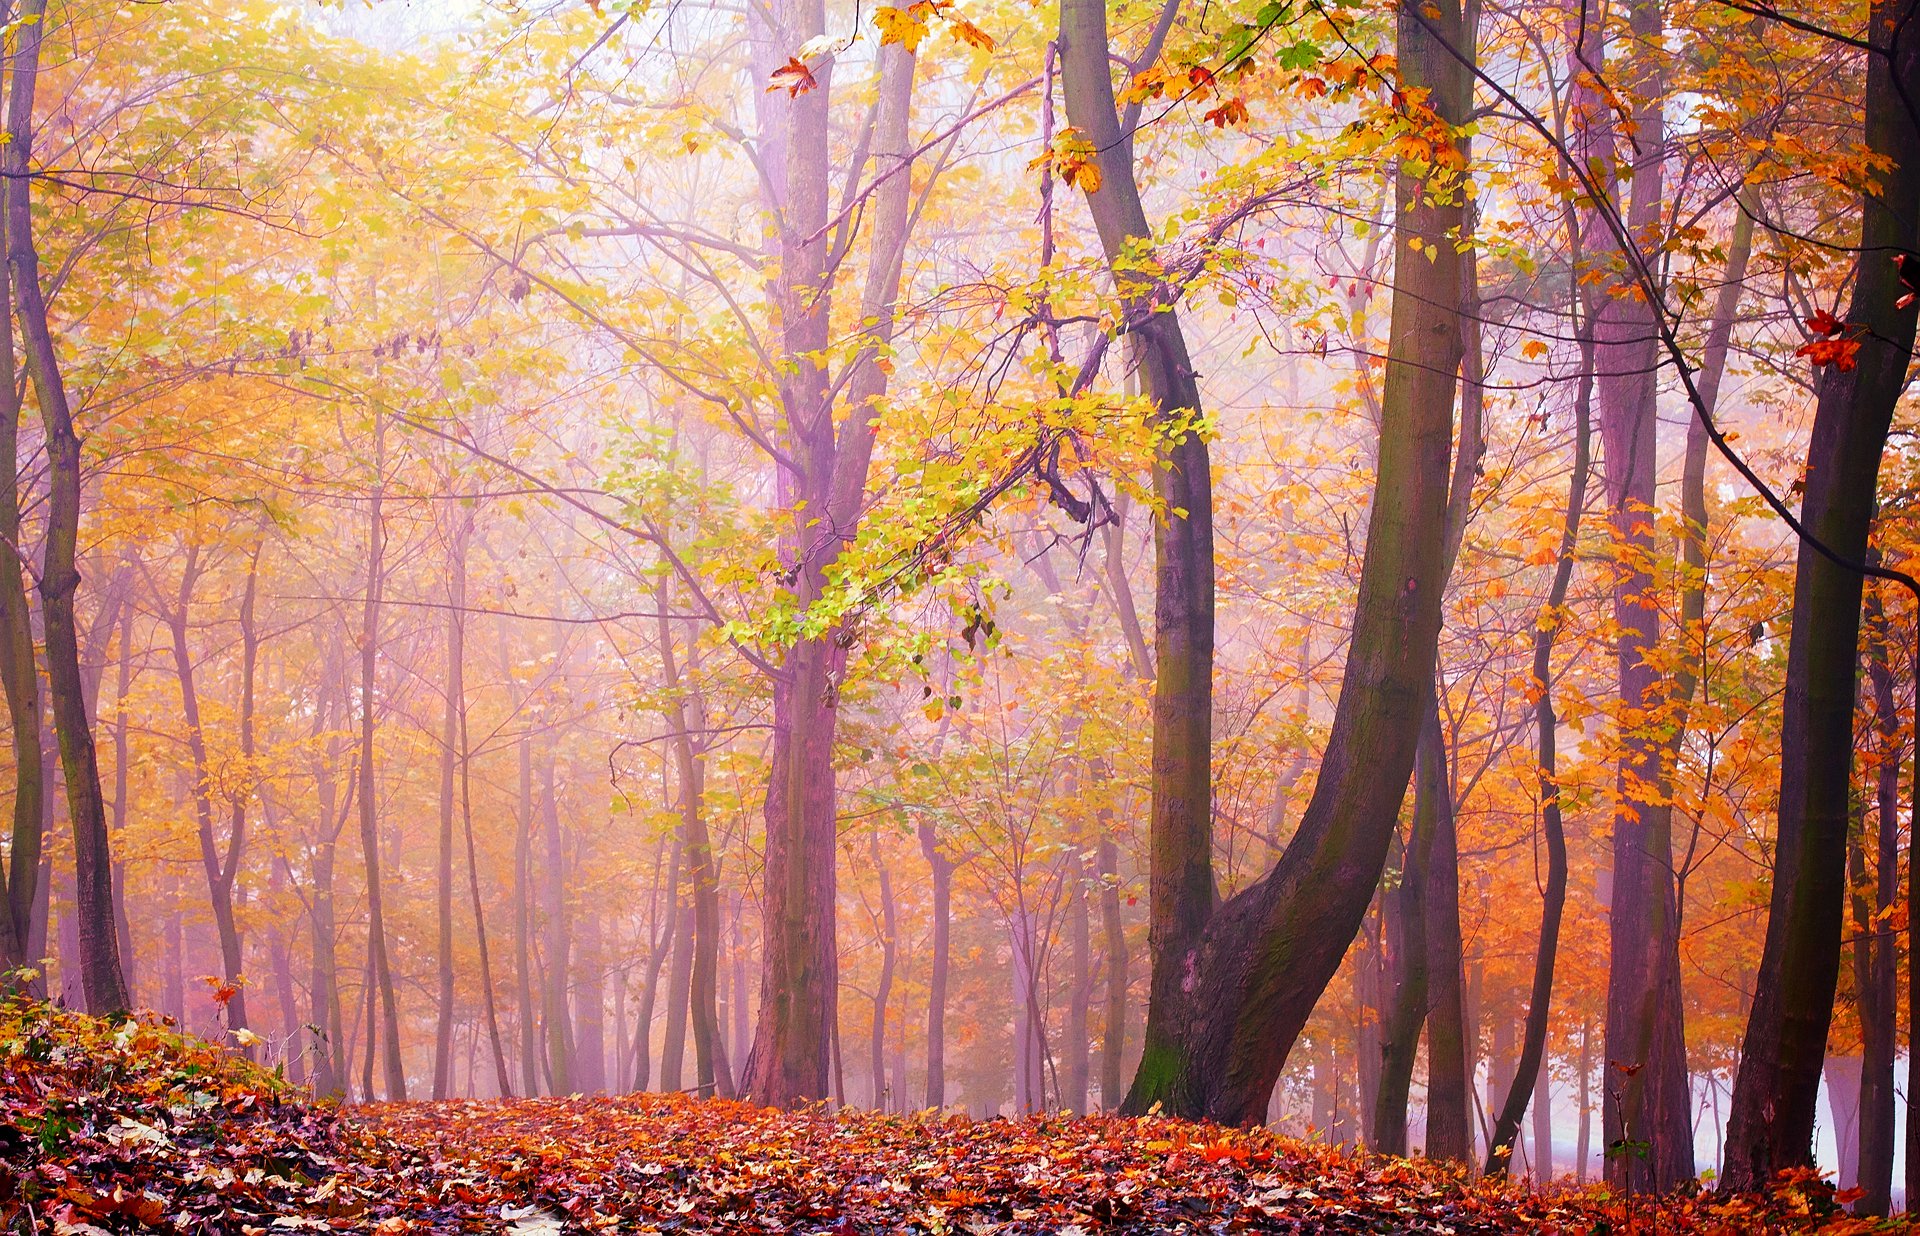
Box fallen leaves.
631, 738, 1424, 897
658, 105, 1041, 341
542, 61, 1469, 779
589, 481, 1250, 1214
0, 999, 1903, 1234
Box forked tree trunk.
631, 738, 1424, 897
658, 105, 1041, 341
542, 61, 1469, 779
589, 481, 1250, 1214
1105, 0, 1463, 1120
1724, 0, 1920, 1187
1568, 0, 1694, 1190
741, 14, 919, 1108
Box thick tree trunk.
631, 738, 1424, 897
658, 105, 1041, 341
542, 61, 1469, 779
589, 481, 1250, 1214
5, 0, 127, 1014
1058, 0, 1214, 1108
1724, 0, 1920, 1188
356, 415, 404, 1100
1107, 0, 1463, 1121
1567, 0, 1694, 1190
739, 0, 918, 1104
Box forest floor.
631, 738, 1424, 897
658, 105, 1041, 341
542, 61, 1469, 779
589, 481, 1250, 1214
0, 1001, 1900, 1235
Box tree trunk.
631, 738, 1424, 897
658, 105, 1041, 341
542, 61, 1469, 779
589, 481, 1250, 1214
630, 840, 680, 1092
1724, 0, 1919, 1187
0, 170, 40, 973
541, 751, 573, 1093
356, 412, 404, 1101
1567, 0, 1694, 1190
1059, 0, 1215, 1116
575, 908, 608, 1094
1373, 782, 1431, 1155
919, 817, 953, 1107
307, 643, 351, 1100
165, 547, 252, 1047
5, 0, 127, 1014
1855, 578, 1900, 1214
871, 828, 897, 1111
1098, 836, 1126, 1109
740, 6, 918, 1109
1105, 0, 1463, 1121
1065, 848, 1092, 1113
432, 514, 472, 1098
515, 735, 539, 1096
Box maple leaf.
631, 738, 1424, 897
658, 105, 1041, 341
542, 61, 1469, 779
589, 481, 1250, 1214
1804, 307, 1843, 337
766, 56, 819, 97
948, 17, 994, 50
1202, 97, 1249, 128
873, 5, 928, 52
1795, 335, 1860, 372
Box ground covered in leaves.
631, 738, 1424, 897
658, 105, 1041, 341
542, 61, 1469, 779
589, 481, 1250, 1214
1, 1002, 1904, 1234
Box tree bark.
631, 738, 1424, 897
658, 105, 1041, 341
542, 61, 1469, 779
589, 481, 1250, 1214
1486, 321, 1593, 1176
0, 162, 39, 974
5, 0, 128, 1014
1059, 0, 1215, 1109
871, 827, 897, 1111
432, 512, 473, 1098
919, 817, 952, 1107
1723, 0, 1920, 1187
739, 0, 919, 1104
1107, 0, 1463, 1121
356, 412, 404, 1100
1065, 848, 1092, 1113
1855, 577, 1900, 1214
164, 545, 253, 1047
1098, 835, 1126, 1109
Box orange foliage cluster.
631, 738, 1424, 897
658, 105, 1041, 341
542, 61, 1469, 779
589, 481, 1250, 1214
1, 1000, 1896, 1235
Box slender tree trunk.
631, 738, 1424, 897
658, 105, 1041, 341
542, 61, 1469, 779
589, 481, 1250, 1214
1098, 835, 1126, 1109
631, 841, 680, 1093
166, 548, 252, 1046
1065, 848, 1092, 1113
575, 907, 608, 1094
871, 828, 897, 1111
432, 514, 472, 1098
1105, 0, 1463, 1120
1725, 0, 1920, 1187
1373, 789, 1431, 1155
919, 817, 953, 1108
540, 752, 573, 1093
308, 644, 350, 1100
1855, 578, 1900, 1214
1487, 324, 1593, 1176
0, 180, 40, 974
356, 413, 404, 1100
657, 576, 731, 1097
458, 637, 512, 1098
5, 0, 127, 1013
515, 734, 538, 1096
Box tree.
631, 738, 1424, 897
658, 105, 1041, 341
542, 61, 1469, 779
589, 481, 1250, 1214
1722, 0, 1920, 1187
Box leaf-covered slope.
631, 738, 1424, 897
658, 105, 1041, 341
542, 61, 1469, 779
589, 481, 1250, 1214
0, 1001, 1899, 1234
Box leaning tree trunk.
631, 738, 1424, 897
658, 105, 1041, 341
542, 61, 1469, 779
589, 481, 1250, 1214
0, 188, 40, 974
1058, 0, 1215, 1101
1722, 0, 1920, 1189
1486, 319, 1593, 1176
1108, 0, 1465, 1121
5, 0, 127, 1014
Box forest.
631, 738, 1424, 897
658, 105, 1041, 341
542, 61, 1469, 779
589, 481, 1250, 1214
0, 0, 1915, 1226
